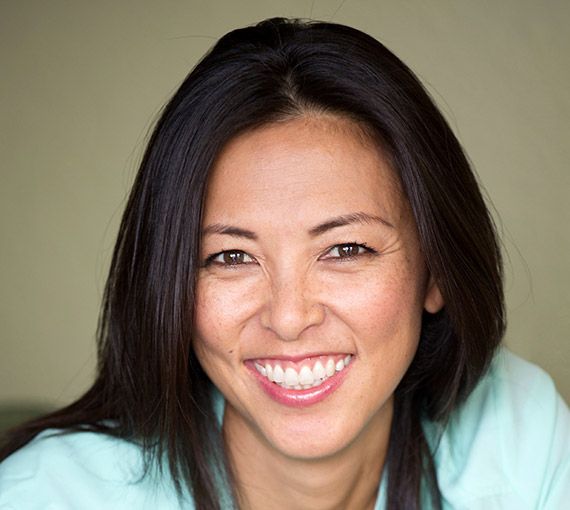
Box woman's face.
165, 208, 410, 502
193, 115, 443, 460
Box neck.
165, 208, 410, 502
222, 401, 392, 510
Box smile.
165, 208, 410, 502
253, 354, 352, 390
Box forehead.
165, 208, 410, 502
203, 115, 407, 227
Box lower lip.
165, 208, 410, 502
246, 361, 352, 408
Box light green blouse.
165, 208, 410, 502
0, 349, 568, 509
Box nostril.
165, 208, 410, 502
261, 302, 325, 342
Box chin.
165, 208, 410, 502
264, 424, 355, 461
255, 404, 383, 462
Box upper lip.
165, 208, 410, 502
246, 352, 353, 362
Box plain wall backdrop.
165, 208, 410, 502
1, 0, 569, 408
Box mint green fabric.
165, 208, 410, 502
0, 349, 568, 509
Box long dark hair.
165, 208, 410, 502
1, 17, 504, 509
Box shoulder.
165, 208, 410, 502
429, 348, 570, 509
0, 429, 191, 509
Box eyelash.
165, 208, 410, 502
322, 242, 377, 260
203, 243, 377, 268
203, 250, 256, 267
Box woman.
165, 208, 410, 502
0, 17, 568, 510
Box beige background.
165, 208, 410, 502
1, 0, 568, 408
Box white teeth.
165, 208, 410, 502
256, 355, 353, 389
313, 361, 325, 380
285, 367, 299, 386
272, 364, 284, 383
298, 366, 314, 385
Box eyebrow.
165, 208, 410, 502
202, 212, 393, 240
308, 212, 394, 237
201, 224, 258, 240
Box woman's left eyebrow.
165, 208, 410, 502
308, 212, 394, 237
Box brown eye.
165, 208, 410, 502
223, 251, 248, 265
321, 243, 377, 261
324, 243, 371, 259
206, 250, 255, 266
337, 244, 361, 257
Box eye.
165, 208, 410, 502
205, 250, 256, 267
322, 243, 376, 260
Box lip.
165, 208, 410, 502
247, 352, 351, 363
245, 357, 352, 408
245, 351, 346, 364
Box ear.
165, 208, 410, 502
424, 275, 444, 313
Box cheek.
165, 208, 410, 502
193, 277, 260, 361
322, 268, 425, 351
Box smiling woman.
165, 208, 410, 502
195, 116, 442, 468
193, 117, 444, 507
0, 17, 568, 510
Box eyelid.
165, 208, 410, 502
203, 249, 257, 267
319, 242, 377, 260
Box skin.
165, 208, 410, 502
193, 114, 444, 509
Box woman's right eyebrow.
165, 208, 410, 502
202, 223, 258, 240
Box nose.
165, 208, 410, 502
260, 272, 325, 342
